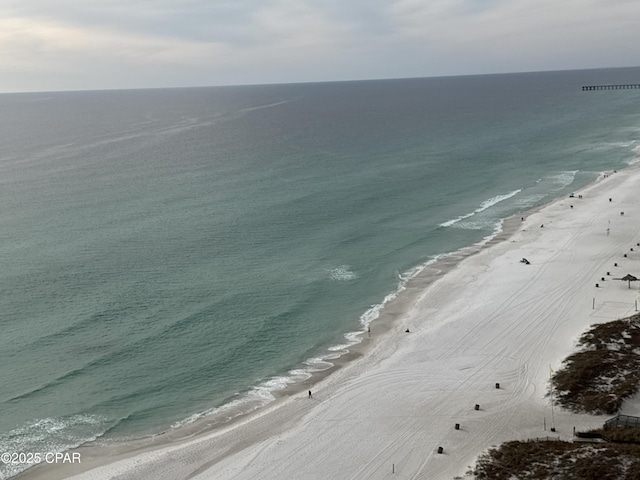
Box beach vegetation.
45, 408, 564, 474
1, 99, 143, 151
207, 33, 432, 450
550, 314, 640, 414
472, 439, 640, 479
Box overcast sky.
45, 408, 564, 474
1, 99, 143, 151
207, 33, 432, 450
1, 0, 639, 93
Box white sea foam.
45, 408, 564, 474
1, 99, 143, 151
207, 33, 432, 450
592, 140, 637, 151
170, 356, 339, 430
439, 189, 521, 227
439, 211, 475, 227
0, 414, 107, 449
171, 377, 291, 430
628, 145, 640, 165
510, 194, 547, 209
478, 220, 505, 246
303, 357, 335, 370
477, 190, 522, 212
455, 219, 503, 230
328, 265, 357, 281
0, 415, 108, 478
238, 100, 293, 114
549, 170, 578, 189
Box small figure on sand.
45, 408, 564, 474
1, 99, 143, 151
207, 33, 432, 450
405, 328, 410, 333
308, 390, 312, 399
520, 258, 530, 265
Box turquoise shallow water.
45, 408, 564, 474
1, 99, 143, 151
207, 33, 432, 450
1, 68, 640, 477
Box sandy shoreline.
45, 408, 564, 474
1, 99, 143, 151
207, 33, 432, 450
20, 163, 640, 479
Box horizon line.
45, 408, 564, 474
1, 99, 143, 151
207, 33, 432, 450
2, 65, 639, 96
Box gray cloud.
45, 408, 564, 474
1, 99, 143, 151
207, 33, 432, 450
0, 0, 638, 92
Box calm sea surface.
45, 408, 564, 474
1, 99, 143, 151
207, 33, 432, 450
1, 68, 639, 477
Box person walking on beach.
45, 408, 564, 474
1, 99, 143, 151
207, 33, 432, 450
308, 390, 312, 399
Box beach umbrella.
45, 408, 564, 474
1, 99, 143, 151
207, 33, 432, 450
620, 274, 638, 289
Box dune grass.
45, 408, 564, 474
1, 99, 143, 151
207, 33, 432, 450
551, 313, 640, 414
472, 440, 640, 479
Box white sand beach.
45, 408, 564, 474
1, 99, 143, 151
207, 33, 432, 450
24, 164, 640, 480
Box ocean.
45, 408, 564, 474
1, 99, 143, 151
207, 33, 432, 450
1, 67, 639, 478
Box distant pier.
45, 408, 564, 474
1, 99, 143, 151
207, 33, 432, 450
582, 84, 640, 91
